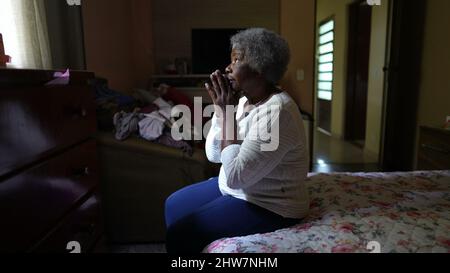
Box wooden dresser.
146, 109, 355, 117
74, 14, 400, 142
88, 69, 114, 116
417, 126, 450, 170
0, 69, 102, 253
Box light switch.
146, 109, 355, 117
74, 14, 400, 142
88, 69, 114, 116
296, 69, 305, 81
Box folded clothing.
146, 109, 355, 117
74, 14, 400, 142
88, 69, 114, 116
113, 111, 145, 141
139, 112, 166, 141
157, 128, 193, 157
153, 97, 173, 120
110, 91, 195, 156
93, 79, 143, 131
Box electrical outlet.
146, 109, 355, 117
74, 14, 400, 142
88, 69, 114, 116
296, 69, 305, 82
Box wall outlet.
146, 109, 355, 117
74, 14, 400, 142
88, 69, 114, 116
296, 69, 305, 82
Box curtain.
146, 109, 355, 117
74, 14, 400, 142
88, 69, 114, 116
0, 0, 52, 69
44, 0, 85, 70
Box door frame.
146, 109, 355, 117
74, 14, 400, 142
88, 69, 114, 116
315, 15, 336, 135
380, 0, 427, 171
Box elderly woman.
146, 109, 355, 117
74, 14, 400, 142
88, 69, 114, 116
164, 28, 309, 253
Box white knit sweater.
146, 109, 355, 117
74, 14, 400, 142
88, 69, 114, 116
205, 92, 310, 219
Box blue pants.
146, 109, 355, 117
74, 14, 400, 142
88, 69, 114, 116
164, 177, 299, 253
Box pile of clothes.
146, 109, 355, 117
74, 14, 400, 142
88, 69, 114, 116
93, 79, 195, 156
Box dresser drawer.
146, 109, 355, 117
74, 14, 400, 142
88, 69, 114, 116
0, 86, 96, 177
417, 127, 450, 170
31, 193, 103, 253
0, 140, 99, 252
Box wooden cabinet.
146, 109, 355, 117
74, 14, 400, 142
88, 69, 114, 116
0, 68, 102, 253
417, 126, 450, 170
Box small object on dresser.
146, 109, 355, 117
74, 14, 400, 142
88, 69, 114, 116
45, 69, 71, 86
175, 58, 189, 75
417, 126, 450, 170
444, 116, 450, 130
0, 33, 11, 67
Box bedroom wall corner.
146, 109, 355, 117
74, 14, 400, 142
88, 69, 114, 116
417, 0, 450, 130
151, 0, 280, 75
414, 0, 450, 168
82, 0, 154, 93
280, 0, 316, 115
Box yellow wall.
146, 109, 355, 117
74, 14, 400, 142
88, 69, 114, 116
365, 0, 389, 156
152, 0, 280, 73
316, 0, 388, 154
316, 0, 353, 138
280, 0, 316, 114
417, 0, 450, 129
414, 0, 450, 167
82, 0, 154, 93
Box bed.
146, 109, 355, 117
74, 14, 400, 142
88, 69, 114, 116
204, 171, 450, 253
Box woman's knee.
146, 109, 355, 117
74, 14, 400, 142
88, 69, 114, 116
165, 190, 179, 215
165, 179, 220, 228
164, 189, 185, 227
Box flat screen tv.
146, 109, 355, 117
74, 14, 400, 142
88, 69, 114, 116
191, 28, 243, 74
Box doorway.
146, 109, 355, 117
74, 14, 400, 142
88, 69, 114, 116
344, 1, 372, 146
313, 0, 389, 172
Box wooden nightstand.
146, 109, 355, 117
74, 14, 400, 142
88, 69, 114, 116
417, 126, 450, 170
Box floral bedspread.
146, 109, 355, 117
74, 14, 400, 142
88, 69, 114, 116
205, 171, 450, 253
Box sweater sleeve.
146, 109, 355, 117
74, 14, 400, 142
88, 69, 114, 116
220, 107, 298, 190
205, 114, 223, 163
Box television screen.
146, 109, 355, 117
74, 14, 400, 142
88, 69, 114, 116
191, 28, 243, 74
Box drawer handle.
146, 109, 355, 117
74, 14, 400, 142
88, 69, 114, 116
66, 106, 88, 118
75, 107, 88, 118
421, 144, 450, 155
79, 108, 88, 118
72, 167, 90, 178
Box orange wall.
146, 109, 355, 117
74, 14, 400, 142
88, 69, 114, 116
280, 0, 316, 114
82, 0, 153, 93
152, 0, 280, 73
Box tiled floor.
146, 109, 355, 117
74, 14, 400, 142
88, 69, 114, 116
313, 129, 379, 166
312, 163, 381, 173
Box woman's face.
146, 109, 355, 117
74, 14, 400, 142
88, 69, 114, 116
225, 48, 259, 96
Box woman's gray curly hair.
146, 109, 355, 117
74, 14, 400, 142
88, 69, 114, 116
230, 28, 290, 85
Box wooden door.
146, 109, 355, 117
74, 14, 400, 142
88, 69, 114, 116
345, 1, 372, 142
